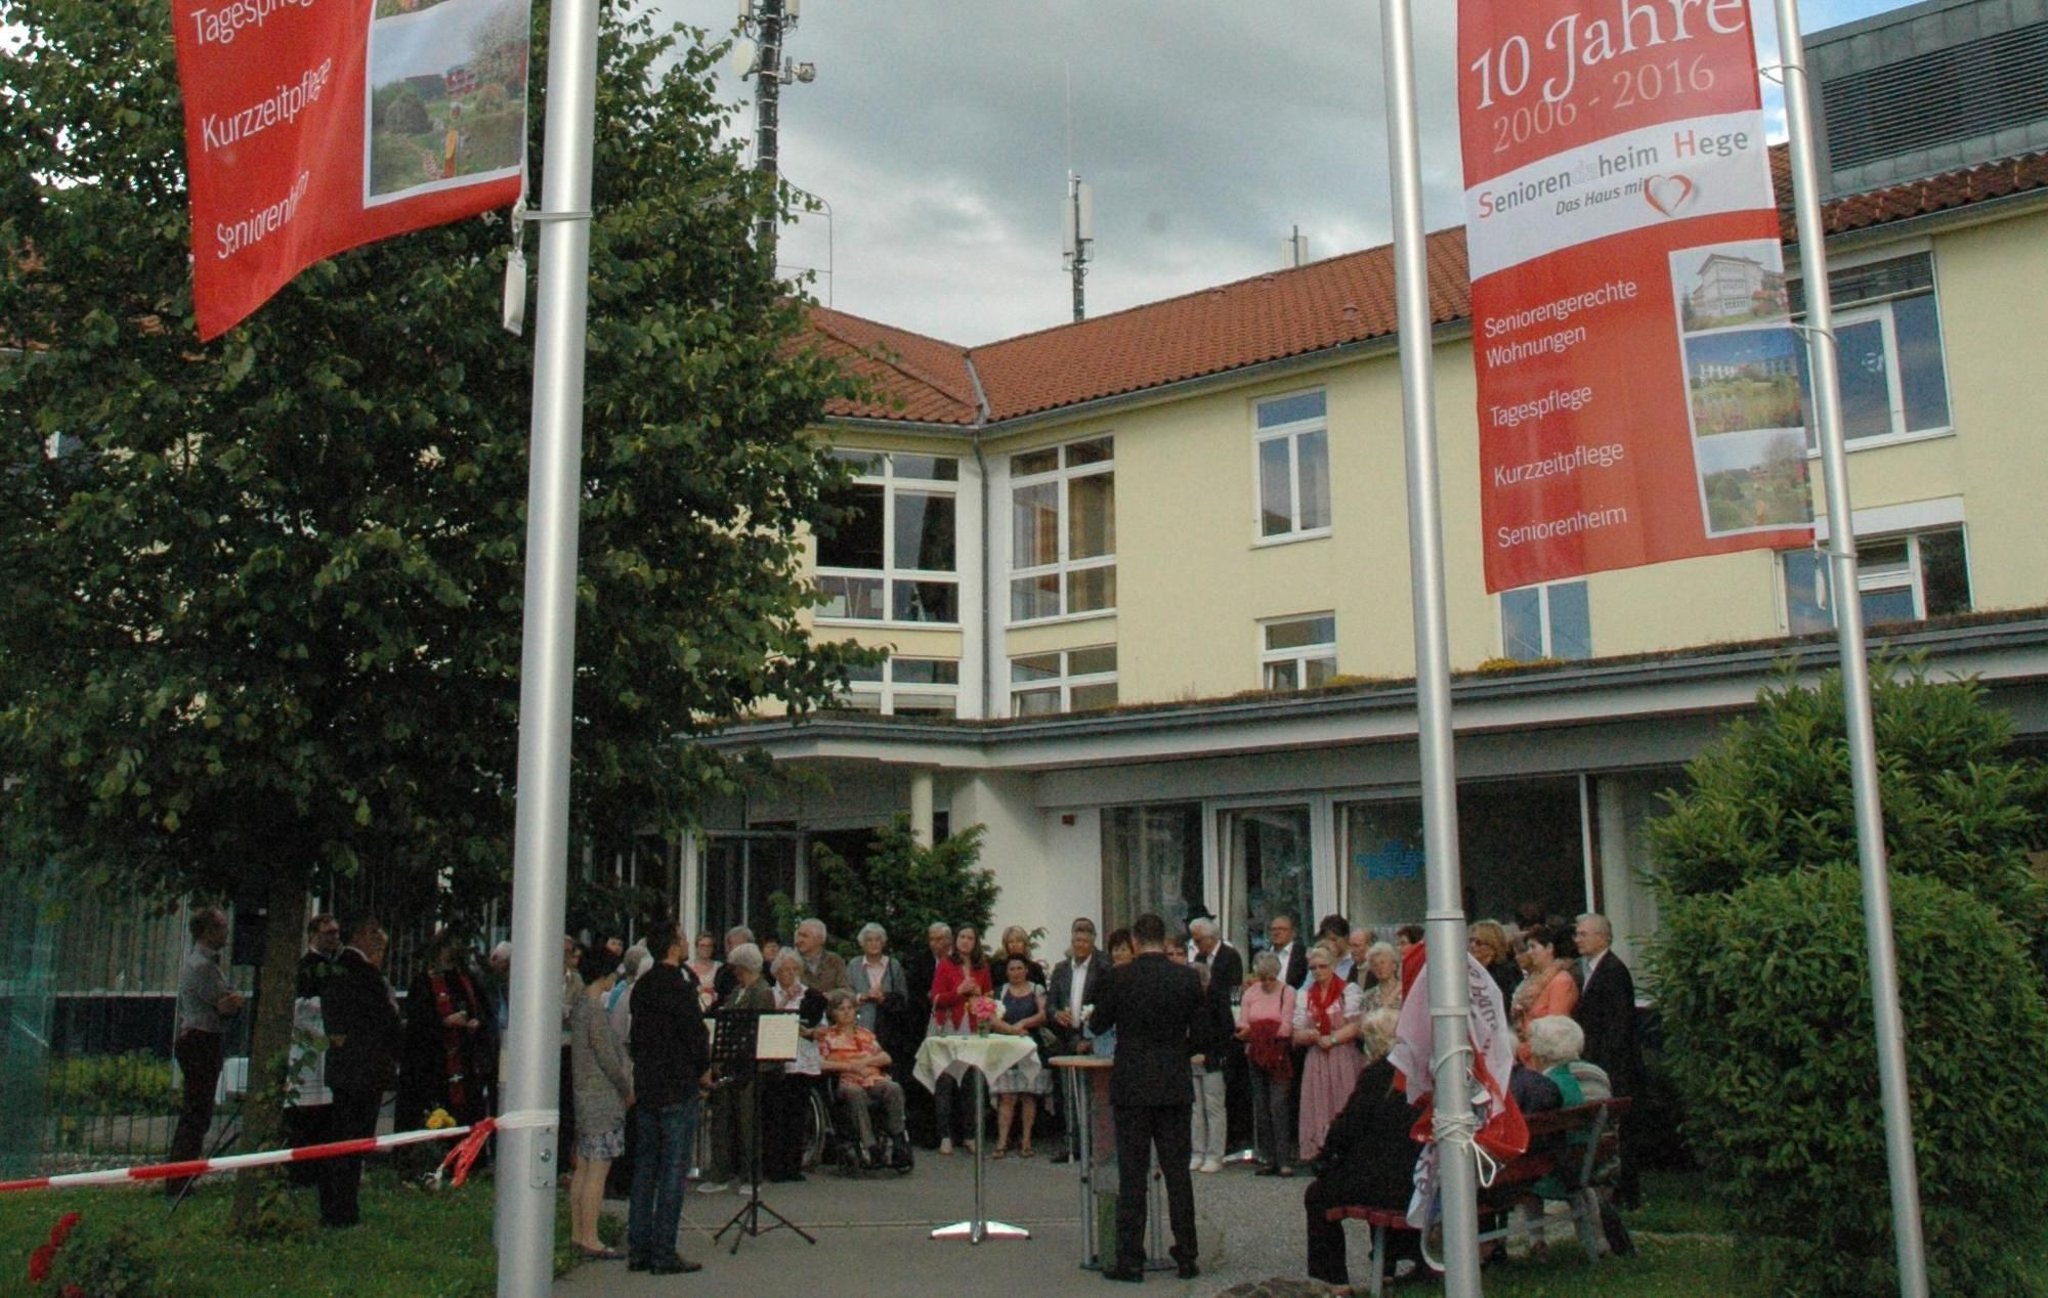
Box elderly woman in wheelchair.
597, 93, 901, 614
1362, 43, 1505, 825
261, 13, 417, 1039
819, 989, 913, 1172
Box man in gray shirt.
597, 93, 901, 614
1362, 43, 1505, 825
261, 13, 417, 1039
166, 906, 244, 1195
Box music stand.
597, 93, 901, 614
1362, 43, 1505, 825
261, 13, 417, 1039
711, 1009, 815, 1254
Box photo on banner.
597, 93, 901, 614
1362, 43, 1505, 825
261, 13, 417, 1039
1458, 0, 1813, 592
365, 0, 529, 202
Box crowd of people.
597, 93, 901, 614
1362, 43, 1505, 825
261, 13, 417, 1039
169, 896, 1639, 1284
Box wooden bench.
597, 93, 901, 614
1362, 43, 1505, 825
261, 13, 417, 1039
1325, 1097, 1631, 1294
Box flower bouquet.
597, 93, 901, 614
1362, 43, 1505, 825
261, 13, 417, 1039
967, 995, 1004, 1037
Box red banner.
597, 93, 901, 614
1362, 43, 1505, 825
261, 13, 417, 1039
1459, 0, 1811, 593
173, 0, 531, 340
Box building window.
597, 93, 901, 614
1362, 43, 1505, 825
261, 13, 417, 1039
1500, 580, 1590, 661
1010, 436, 1115, 622
1255, 390, 1331, 539
840, 657, 962, 717
1792, 253, 1952, 446
1782, 528, 1970, 635
1010, 645, 1117, 716
1261, 614, 1337, 690
816, 451, 959, 624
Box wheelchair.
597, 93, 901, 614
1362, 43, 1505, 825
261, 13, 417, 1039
815, 1075, 914, 1176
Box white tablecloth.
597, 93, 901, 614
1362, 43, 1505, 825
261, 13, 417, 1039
914, 1034, 1040, 1093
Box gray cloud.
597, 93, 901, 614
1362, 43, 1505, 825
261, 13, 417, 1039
649, 0, 1917, 345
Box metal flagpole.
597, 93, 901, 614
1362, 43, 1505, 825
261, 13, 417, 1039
1770, 4, 1928, 1294
1379, 0, 1481, 1293
495, 0, 599, 1291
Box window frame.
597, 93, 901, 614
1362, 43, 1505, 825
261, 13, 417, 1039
1498, 580, 1591, 662
814, 451, 961, 628
1008, 644, 1118, 716
1008, 437, 1116, 626
1779, 525, 1972, 635
1259, 613, 1338, 691
839, 656, 962, 717
1790, 249, 1954, 453
1253, 389, 1332, 544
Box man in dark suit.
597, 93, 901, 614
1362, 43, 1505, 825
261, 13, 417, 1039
1047, 918, 1111, 1164
1573, 912, 1645, 1205
1088, 912, 1204, 1281
1187, 915, 1249, 1155
1265, 913, 1309, 989
1047, 917, 1110, 1051
319, 913, 402, 1228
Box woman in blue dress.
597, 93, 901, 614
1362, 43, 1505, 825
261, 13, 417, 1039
989, 953, 1052, 1157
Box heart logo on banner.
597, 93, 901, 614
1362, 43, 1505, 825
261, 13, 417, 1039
1644, 174, 1697, 218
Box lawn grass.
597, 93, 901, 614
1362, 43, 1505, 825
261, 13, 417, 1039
1, 1168, 590, 1298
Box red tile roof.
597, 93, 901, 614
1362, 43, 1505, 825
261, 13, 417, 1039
815, 148, 2048, 430
806, 306, 981, 426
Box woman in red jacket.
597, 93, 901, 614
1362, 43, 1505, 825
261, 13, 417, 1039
926, 924, 992, 1153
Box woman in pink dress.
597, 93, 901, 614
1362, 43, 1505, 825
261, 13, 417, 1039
1293, 946, 1367, 1163
1511, 923, 1579, 1065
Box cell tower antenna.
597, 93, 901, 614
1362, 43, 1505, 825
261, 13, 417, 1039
737, 0, 819, 255
1062, 173, 1094, 323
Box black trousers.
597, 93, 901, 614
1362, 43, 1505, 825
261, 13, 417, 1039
321, 1087, 382, 1227
1112, 1101, 1196, 1269
166, 1030, 224, 1195
1302, 1177, 1421, 1285
283, 1103, 335, 1187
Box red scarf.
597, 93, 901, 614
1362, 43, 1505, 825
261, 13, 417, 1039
1308, 973, 1347, 1036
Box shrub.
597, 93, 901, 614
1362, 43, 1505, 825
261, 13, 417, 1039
44, 1053, 177, 1117
1649, 666, 2048, 1296
43, 1217, 162, 1297
778, 818, 995, 961
1651, 868, 2048, 1296
1650, 665, 2048, 952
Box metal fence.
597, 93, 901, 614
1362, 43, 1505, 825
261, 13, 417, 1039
0, 876, 259, 1176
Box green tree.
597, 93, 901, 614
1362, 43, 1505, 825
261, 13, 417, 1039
0, 0, 864, 1223
783, 819, 998, 962
1648, 667, 2048, 1296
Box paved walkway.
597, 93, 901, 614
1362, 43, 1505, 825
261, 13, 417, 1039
553, 1151, 1338, 1296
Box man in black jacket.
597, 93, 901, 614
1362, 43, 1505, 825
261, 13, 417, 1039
320, 914, 401, 1228
1573, 912, 1644, 1205
1047, 918, 1110, 1164
627, 921, 712, 1275
1088, 912, 1204, 1281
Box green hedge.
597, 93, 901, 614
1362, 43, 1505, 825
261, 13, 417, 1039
1653, 869, 2048, 1296
45, 1052, 178, 1117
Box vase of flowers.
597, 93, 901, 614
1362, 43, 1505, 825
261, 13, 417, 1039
967, 995, 1003, 1037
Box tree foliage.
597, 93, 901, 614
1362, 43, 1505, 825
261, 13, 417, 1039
1652, 664, 2048, 942
0, 0, 864, 1194
1648, 667, 2048, 1295
783, 819, 998, 962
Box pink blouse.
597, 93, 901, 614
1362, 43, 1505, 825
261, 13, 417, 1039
1239, 980, 1296, 1030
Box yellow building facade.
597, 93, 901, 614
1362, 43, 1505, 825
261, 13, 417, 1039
696, 129, 2048, 970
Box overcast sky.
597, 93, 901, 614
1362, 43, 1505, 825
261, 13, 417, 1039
650, 0, 1924, 346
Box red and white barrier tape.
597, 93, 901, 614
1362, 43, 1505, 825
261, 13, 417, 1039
0, 1118, 501, 1194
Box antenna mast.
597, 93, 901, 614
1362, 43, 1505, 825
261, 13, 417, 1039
738, 0, 817, 255
1062, 172, 1093, 322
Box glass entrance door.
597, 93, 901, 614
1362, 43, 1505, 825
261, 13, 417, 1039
1222, 805, 1314, 954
